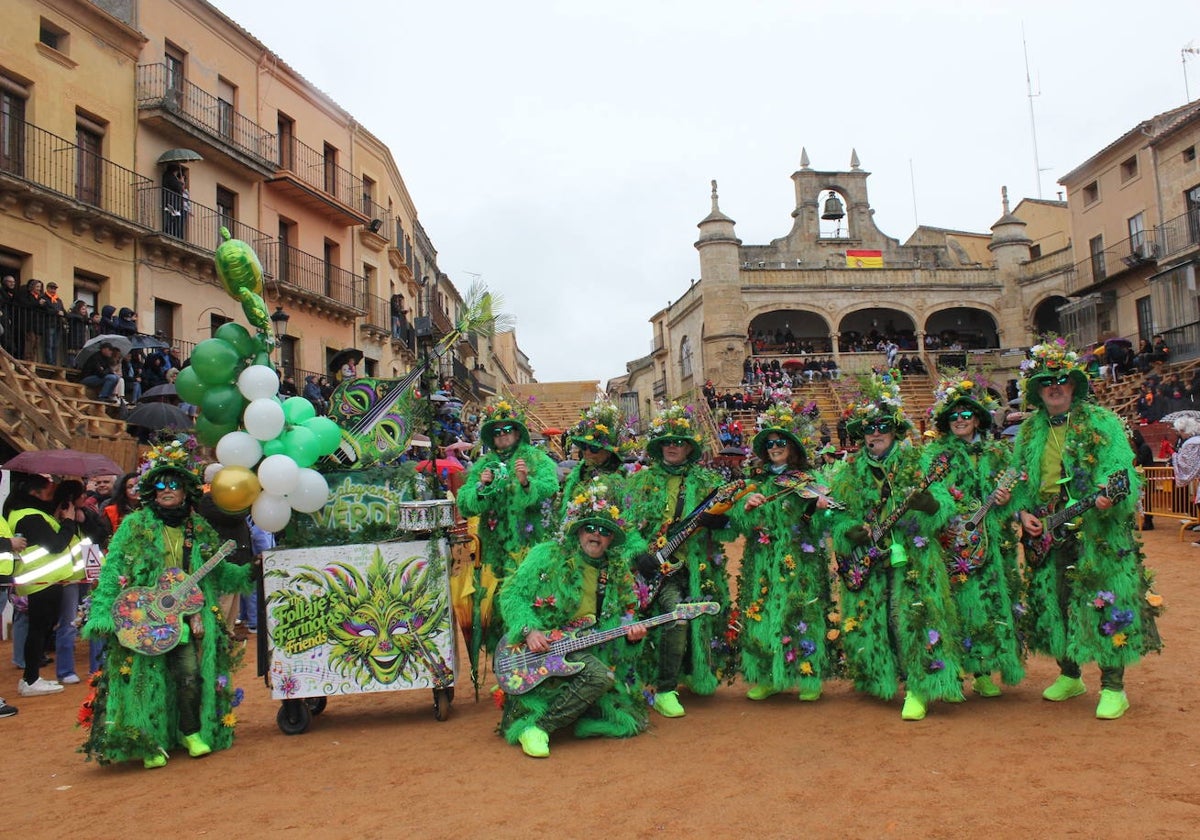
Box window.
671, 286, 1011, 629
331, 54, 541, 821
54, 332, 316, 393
1184, 146, 1197, 163
1119, 155, 1138, 183
209, 313, 233, 335
217, 77, 235, 139
1188, 185, 1200, 246
1082, 181, 1100, 206
1136, 295, 1153, 341
39, 19, 68, 53
153, 298, 178, 340
1, 73, 29, 177
1128, 213, 1146, 251
680, 336, 693, 379
164, 44, 185, 106
277, 113, 294, 169
1089, 234, 1106, 283
362, 262, 376, 295
362, 175, 376, 216
72, 269, 104, 310
277, 218, 294, 284
324, 240, 338, 297
279, 335, 297, 380
216, 186, 236, 235
323, 143, 338, 196
1029, 243, 1042, 259
75, 111, 105, 206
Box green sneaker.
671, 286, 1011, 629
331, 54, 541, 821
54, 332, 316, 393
1042, 675, 1086, 702
143, 750, 168, 769
518, 725, 550, 758
181, 732, 212, 758
798, 687, 822, 702
1095, 689, 1130, 720
901, 692, 927, 721
653, 690, 686, 718
746, 684, 778, 701
972, 675, 1002, 698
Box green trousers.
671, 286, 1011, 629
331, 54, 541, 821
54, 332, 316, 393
537, 653, 614, 734
650, 575, 688, 692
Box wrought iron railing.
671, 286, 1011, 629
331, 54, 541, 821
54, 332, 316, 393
262, 241, 365, 311
361, 197, 391, 238
1156, 207, 1200, 260
0, 118, 150, 223
136, 63, 277, 166
1161, 320, 1200, 363
362, 292, 417, 351
137, 185, 272, 258
276, 133, 364, 211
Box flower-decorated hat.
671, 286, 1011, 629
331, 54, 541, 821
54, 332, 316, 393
569, 398, 631, 459
844, 372, 912, 441
1018, 336, 1091, 410
645, 402, 705, 463
137, 436, 203, 505
751, 400, 818, 465
479, 399, 530, 447
930, 371, 1000, 433
563, 477, 626, 548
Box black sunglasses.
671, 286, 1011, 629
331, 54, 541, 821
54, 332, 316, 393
154, 478, 183, 491
493, 424, 517, 435
948, 409, 974, 421
582, 523, 613, 537
580, 443, 606, 454
764, 438, 790, 449
863, 421, 893, 434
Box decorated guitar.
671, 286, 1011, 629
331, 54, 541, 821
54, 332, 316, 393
113, 539, 237, 655
635, 480, 751, 601
493, 601, 720, 695
837, 455, 952, 591
942, 469, 1022, 576
1022, 470, 1130, 567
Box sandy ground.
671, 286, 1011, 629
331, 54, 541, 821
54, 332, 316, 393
3, 528, 1198, 839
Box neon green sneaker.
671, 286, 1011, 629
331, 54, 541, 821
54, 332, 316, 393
1095, 689, 1130, 720
181, 732, 212, 758
798, 686, 822, 702
143, 749, 168, 769
1042, 675, 1086, 702
746, 684, 778, 701
901, 692, 927, 721
972, 674, 1002, 698
653, 690, 686, 718
518, 725, 550, 758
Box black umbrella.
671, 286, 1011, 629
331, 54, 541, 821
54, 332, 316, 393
124, 402, 193, 431
719, 445, 748, 457
328, 347, 364, 376
139, 383, 179, 402
74, 334, 132, 369
130, 334, 170, 350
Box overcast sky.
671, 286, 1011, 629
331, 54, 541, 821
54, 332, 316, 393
211, 0, 1200, 384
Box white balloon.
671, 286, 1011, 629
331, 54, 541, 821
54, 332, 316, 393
251, 492, 292, 532
243, 398, 285, 441
203, 462, 223, 484
289, 468, 331, 513
256, 454, 300, 496
238, 365, 280, 401
215, 431, 263, 469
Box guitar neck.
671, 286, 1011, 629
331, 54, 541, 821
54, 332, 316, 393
171, 540, 236, 598
553, 611, 687, 656
870, 461, 946, 544
656, 482, 742, 560
1045, 492, 1100, 531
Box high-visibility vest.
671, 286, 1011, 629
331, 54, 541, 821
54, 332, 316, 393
6, 508, 88, 595
0, 516, 14, 577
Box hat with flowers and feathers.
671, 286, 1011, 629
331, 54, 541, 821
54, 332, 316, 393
479, 398, 530, 447
930, 371, 1000, 433
569, 398, 633, 460
645, 402, 705, 463
137, 436, 203, 505
844, 372, 912, 441
752, 400, 818, 465
1018, 335, 1091, 410
563, 477, 627, 548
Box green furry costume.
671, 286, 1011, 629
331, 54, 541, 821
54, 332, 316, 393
497, 539, 648, 742
456, 441, 559, 650
620, 461, 736, 695
921, 433, 1025, 686
826, 442, 964, 701
81, 508, 252, 764
1008, 402, 1161, 667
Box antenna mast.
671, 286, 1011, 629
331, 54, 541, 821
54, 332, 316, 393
1023, 25, 1044, 199
1184, 43, 1199, 102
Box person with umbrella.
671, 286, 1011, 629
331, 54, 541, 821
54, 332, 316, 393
78, 340, 124, 404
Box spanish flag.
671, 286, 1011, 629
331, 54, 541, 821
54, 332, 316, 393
846, 249, 883, 268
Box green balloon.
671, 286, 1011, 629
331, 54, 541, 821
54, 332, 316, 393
199, 384, 246, 426
262, 437, 288, 458
175, 366, 208, 404
191, 338, 241, 385
214, 322, 258, 359
303, 416, 343, 455
283, 426, 320, 468
282, 396, 316, 425
253, 351, 272, 368
195, 415, 238, 447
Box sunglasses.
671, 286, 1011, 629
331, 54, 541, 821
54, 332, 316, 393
154, 478, 183, 491
1041, 374, 1071, 387
764, 438, 790, 449
580, 443, 606, 454
582, 523, 613, 537
493, 424, 517, 435
947, 409, 975, 421
863, 421, 893, 435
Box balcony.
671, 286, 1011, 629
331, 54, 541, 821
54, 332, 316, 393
427, 295, 454, 340
471, 366, 498, 397
360, 292, 418, 362
652, 378, 667, 399
136, 64, 278, 176
1063, 229, 1164, 295
0, 118, 150, 244
1156, 207, 1200, 262
137, 185, 273, 274
261, 241, 366, 319
267, 135, 370, 227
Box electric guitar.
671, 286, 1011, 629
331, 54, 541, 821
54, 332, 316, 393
837, 455, 951, 591
493, 601, 720, 695
1022, 470, 1130, 567
942, 469, 1021, 576
113, 539, 237, 655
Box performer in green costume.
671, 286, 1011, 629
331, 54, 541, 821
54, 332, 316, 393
498, 479, 648, 757
622, 403, 735, 718
826, 374, 964, 720
81, 440, 253, 768
559, 398, 632, 516
1010, 338, 1161, 720
728, 401, 837, 702
456, 399, 560, 652
922, 375, 1025, 698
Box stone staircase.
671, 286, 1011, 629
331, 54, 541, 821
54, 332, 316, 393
505, 381, 602, 455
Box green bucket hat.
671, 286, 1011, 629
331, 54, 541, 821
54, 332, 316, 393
930, 372, 999, 433
137, 437, 203, 506
645, 402, 705, 463
751, 401, 817, 465
569, 398, 629, 459
479, 399, 531, 448
1018, 337, 1091, 410
563, 477, 626, 548
844, 373, 912, 441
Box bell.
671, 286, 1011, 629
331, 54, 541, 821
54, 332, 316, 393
821, 191, 845, 221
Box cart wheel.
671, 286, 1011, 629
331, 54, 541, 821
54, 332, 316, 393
277, 699, 312, 735
433, 688, 452, 722
305, 696, 328, 716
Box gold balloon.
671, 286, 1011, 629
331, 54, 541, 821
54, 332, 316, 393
210, 465, 262, 514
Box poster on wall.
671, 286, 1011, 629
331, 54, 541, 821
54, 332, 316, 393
263, 541, 454, 700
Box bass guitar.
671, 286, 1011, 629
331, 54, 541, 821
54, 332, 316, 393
493, 601, 720, 695
942, 469, 1021, 576
1022, 470, 1130, 567
837, 455, 952, 591
113, 539, 237, 655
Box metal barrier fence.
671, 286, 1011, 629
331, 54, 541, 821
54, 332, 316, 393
1139, 465, 1198, 531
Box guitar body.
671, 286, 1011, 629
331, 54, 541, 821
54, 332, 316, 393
942, 515, 988, 575
1021, 470, 1130, 568
323, 376, 418, 469
113, 568, 204, 655
493, 616, 597, 695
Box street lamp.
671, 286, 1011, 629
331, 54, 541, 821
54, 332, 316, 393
270, 305, 290, 341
